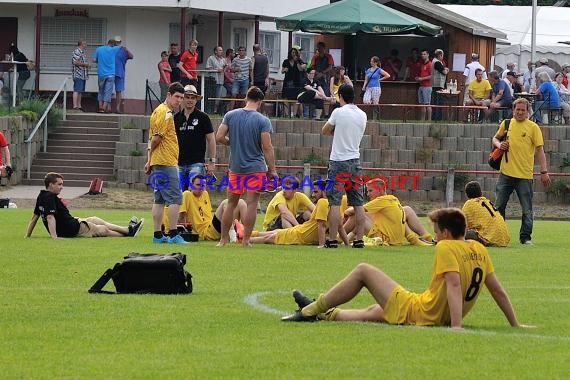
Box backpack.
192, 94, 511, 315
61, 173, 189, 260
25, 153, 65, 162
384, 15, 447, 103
89, 253, 193, 294
488, 119, 510, 170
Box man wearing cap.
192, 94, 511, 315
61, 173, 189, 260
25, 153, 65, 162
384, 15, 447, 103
505, 71, 522, 95
501, 63, 516, 79
463, 53, 487, 104
113, 36, 133, 114
93, 39, 121, 113
174, 84, 216, 190
534, 58, 555, 83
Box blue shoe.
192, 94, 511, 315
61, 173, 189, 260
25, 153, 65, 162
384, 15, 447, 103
168, 234, 189, 244
152, 236, 169, 244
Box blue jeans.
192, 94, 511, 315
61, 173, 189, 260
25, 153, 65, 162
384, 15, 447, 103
179, 163, 206, 190
495, 173, 534, 243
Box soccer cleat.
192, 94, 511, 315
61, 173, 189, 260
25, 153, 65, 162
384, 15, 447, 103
323, 239, 338, 248
228, 228, 238, 243
152, 235, 169, 244
233, 219, 245, 243
292, 290, 313, 309
168, 234, 189, 244
281, 310, 317, 322
521, 240, 533, 245
128, 216, 138, 227
129, 218, 145, 237
352, 239, 365, 248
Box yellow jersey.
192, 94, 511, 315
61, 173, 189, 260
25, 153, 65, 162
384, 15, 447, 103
462, 197, 510, 247
149, 102, 179, 166
275, 198, 329, 245
163, 190, 220, 240
495, 118, 544, 179
262, 191, 314, 230
364, 195, 406, 245
467, 79, 492, 99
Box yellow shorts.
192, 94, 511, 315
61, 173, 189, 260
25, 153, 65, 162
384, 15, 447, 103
382, 285, 414, 325
274, 226, 317, 245
76, 218, 108, 237
198, 224, 221, 241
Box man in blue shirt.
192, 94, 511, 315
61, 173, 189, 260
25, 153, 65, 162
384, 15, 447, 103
93, 39, 120, 113
484, 70, 512, 120
113, 36, 133, 114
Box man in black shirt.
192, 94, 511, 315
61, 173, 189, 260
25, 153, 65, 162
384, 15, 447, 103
175, 85, 216, 190
26, 172, 144, 239
168, 43, 181, 83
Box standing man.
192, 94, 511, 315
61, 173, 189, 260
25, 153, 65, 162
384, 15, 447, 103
380, 49, 402, 81
403, 48, 421, 81
463, 53, 487, 104
215, 86, 277, 247
178, 39, 199, 87
168, 43, 182, 84
492, 98, 551, 245
430, 48, 449, 121
144, 82, 187, 245
252, 44, 269, 93
416, 49, 432, 121
71, 39, 89, 111
224, 48, 235, 98
230, 46, 252, 107
206, 46, 227, 114
0, 130, 12, 180
175, 84, 216, 189
322, 84, 366, 248
93, 39, 120, 113
311, 41, 334, 116
114, 36, 133, 114
534, 57, 555, 83
501, 63, 516, 79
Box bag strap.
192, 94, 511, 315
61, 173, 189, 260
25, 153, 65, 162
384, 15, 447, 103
88, 268, 116, 294
503, 118, 511, 163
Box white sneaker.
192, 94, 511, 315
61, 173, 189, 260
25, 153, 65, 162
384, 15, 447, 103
229, 227, 238, 243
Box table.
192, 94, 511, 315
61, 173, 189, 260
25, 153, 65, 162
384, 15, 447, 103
0, 60, 28, 107
436, 90, 461, 121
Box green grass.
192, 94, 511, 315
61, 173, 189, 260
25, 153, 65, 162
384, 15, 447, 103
1, 208, 570, 378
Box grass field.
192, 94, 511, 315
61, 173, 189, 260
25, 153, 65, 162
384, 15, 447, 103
1, 207, 570, 379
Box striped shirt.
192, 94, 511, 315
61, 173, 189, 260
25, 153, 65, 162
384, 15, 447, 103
232, 56, 251, 81
72, 47, 88, 80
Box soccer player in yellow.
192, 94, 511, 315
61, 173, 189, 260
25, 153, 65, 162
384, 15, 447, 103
282, 208, 530, 329
462, 181, 510, 247
144, 82, 186, 244
262, 176, 315, 231
163, 175, 246, 241
343, 178, 433, 246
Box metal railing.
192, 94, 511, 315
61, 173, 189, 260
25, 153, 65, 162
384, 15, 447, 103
25, 77, 69, 179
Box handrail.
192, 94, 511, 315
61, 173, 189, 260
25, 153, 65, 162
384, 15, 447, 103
25, 77, 69, 179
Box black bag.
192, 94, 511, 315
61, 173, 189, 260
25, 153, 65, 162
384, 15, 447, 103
489, 118, 511, 170
89, 253, 193, 294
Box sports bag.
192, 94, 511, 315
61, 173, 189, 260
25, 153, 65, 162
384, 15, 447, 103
488, 118, 511, 170
89, 252, 193, 294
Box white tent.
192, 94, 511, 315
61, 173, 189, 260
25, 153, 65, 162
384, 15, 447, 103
441, 5, 570, 73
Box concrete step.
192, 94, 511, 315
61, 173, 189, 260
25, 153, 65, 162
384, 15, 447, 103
66, 113, 120, 122
36, 151, 115, 161
48, 132, 120, 142
21, 178, 93, 187
44, 145, 116, 155
55, 126, 121, 136
33, 158, 114, 168
60, 119, 119, 129
47, 139, 117, 148
31, 165, 114, 175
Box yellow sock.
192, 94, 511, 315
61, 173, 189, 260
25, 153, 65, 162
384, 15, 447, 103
320, 307, 341, 321
422, 233, 434, 242
407, 233, 420, 245
251, 230, 259, 237
301, 293, 328, 317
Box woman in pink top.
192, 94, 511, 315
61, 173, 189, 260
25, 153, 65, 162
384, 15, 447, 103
158, 50, 172, 100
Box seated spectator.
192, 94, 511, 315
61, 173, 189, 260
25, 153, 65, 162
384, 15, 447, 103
297, 69, 333, 120
329, 66, 353, 112
163, 175, 246, 241
553, 72, 570, 124
343, 179, 434, 246
484, 70, 513, 120
465, 68, 491, 121
462, 181, 510, 247
262, 176, 315, 231
534, 71, 561, 123
26, 172, 144, 239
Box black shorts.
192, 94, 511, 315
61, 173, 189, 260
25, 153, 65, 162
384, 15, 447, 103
212, 214, 222, 233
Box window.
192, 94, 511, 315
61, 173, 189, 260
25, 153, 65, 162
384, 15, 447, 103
259, 32, 280, 69
233, 28, 248, 51
40, 17, 106, 72
294, 34, 314, 64
169, 23, 195, 48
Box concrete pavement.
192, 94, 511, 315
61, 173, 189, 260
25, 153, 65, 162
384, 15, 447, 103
0, 185, 87, 200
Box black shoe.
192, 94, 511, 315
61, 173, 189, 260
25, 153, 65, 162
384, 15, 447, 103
352, 239, 365, 248
281, 310, 317, 322
323, 239, 338, 248
292, 290, 313, 309
128, 218, 145, 237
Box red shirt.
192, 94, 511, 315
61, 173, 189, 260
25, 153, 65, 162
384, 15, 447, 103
0, 131, 7, 166
380, 57, 402, 81
158, 60, 171, 84
563, 75, 569, 88
180, 50, 199, 79
405, 57, 421, 81
419, 60, 432, 87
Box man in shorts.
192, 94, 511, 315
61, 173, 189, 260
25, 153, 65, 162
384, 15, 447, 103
215, 86, 277, 246
322, 84, 366, 248
144, 82, 186, 244
282, 208, 529, 330
26, 172, 143, 239
262, 176, 315, 231
416, 49, 432, 121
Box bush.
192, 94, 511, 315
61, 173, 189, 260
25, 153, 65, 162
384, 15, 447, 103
16, 99, 62, 130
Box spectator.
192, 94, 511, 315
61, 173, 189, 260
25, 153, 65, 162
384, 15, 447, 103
174, 84, 216, 187
506, 71, 522, 95
252, 44, 269, 93
93, 39, 120, 113
158, 51, 172, 101
26, 172, 144, 239
492, 98, 551, 245
71, 39, 89, 111
534, 71, 561, 124
310, 41, 334, 90
484, 70, 512, 120
113, 36, 133, 114
168, 43, 181, 83
281, 47, 306, 118
297, 69, 331, 120
553, 72, 570, 124
179, 39, 199, 87
534, 57, 555, 84
415, 48, 432, 121
0, 130, 12, 180
9, 43, 33, 103
380, 49, 402, 81
522, 60, 534, 92
230, 46, 252, 107
403, 48, 421, 81
465, 68, 491, 109
362, 56, 390, 120
431, 48, 449, 121
205, 46, 227, 114
561, 63, 570, 88
223, 48, 235, 99
501, 63, 516, 79
462, 181, 510, 247
329, 66, 353, 112
463, 53, 487, 104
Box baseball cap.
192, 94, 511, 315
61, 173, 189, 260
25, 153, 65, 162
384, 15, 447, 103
539, 57, 548, 64
471, 53, 479, 59
506, 71, 517, 77
114, 35, 122, 42
183, 84, 203, 99
562, 63, 570, 69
